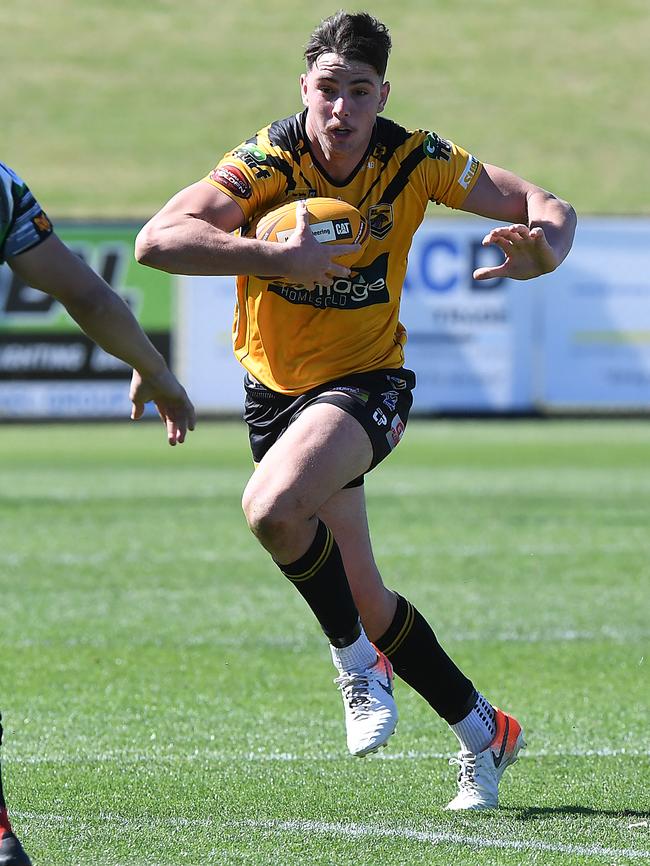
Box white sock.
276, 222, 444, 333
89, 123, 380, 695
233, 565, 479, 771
330, 628, 377, 674
450, 692, 496, 754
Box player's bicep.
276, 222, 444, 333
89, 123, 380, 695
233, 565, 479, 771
460, 163, 533, 223
149, 181, 247, 233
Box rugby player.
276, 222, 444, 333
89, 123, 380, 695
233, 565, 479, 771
0, 161, 195, 865
136, 11, 576, 809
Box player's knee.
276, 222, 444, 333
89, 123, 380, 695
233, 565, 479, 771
241, 486, 295, 548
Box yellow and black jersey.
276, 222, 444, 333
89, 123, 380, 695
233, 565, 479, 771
204, 110, 482, 395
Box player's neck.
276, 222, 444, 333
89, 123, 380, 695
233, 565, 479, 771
306, 132, 371, 184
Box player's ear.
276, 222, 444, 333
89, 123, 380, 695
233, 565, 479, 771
300, 73, 309, 107
378, 80, 390, 114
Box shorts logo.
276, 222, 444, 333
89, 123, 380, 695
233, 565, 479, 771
387, 375, 408, 391
368, 203, 393, 240
381, 390, 399, 411
211, 164, 252, 199
386, 414, 405, 450
373, 408, 388, 426
423, 132, 452, 161
329, 386, 370, 404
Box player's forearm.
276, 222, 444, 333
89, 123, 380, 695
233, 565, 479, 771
135, 218, 285, 277
63, 289, 168, 378
526, 189, 577, 266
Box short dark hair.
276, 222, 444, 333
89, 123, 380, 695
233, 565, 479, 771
304, 11, 392, 79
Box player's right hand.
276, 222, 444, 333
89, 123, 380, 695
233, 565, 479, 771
282, 200, 360, 289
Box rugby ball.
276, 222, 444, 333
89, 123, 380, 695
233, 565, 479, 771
254, 197, 369, 267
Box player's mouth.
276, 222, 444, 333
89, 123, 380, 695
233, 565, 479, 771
327, 126, 353, 138
328, 125, 354, 139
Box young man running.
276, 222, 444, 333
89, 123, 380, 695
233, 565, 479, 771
136, 11, 575, 809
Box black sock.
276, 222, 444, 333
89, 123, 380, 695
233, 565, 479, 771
277, 519, 361, 647
375, 593, 476, 723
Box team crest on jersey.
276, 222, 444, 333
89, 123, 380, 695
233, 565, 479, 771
368, 204, 393, 240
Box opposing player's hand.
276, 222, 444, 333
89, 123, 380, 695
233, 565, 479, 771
474, 224, 560, 281
283, 200, 360, 288
130, 368, 196, 446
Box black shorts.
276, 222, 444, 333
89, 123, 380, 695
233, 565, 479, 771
243, 367, 416, 488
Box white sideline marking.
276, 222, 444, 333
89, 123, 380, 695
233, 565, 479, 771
245, 819, 650, 859
11, 745, 650, 764
14, 813, 650, 860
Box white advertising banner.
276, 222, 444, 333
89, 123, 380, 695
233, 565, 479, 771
175, 274, 243, 412
538, 218, 650, 410
399, 218, 533, 411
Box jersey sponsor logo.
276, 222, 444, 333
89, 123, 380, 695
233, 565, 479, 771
381, 390, 399, 411
232, 145, 272, 180
210, 164, 252, 199
458, 154, 479, 189
386, 414, 405, 450
236, 142, 268, 163
268, 253, 390, 310
423, 132, 452, 161
368, 203, 393, 240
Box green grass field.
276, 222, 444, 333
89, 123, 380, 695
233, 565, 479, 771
2, 0, 649, 217
1, 419, 649, 865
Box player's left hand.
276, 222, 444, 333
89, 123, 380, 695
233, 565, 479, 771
473, 224, 560, 281
129, 368, 196, 445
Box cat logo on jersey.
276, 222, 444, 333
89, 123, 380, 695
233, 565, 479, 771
368, 204, 393, 240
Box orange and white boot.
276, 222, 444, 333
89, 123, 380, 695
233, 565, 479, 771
445, 708, 526, 810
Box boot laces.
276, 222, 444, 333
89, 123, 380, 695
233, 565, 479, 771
334, 672, 372, 718
450, 752, 480, 792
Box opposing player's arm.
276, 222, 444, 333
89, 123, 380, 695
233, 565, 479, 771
460, 163, 577, 281
7, 234, 195, 444
135, 182, 359, 286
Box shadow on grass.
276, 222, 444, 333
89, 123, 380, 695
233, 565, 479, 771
508, 806, 650, 820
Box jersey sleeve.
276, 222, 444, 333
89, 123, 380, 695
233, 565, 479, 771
418, 132, 483, 209
0, 162, 53, 264
202, 137, 287, 224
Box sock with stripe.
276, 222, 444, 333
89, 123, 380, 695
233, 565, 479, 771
449, 691, 496, 753
277, 519, 365, 649
374, 592, 476, 723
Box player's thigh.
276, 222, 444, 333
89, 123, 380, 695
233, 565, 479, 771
247, 402, 373, 518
